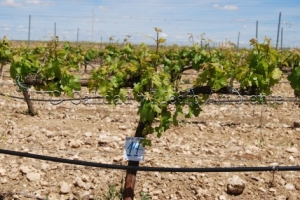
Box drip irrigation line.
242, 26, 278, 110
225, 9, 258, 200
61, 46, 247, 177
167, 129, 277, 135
7, 147, 296, 166
1, 148, 300, 172
0, 92, 26, 100
0, 92, 299, 105
0, 192, 41, 200
1, 142, 297, 166
0, 92, 103, 102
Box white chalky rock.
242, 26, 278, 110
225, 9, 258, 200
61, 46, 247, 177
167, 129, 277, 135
198, 123, 207, 131
151, 189, 162, 195
227, 175, 246, 195
0, 167, 6, 175
118, 125, 127, 130
269, 188, 276, 192
75, 177, 86, 189
45, 130, 55, 138
277, 195, 287, 200
219, 195, 226, 200
245, 150, 252, 154
20, 166, 31, 174
26, 172, 41, 182
84, 132, 92, 137
68, 139, 84, 148
258, 187, 266, 193
41, 128, 47, 133
1, 178, 8, 184
285, 183, 295, 190
5, 120, 17, 127
60, 182, 70, 194
286, 147, 298, 154
81, 174, 89, 182
81, 191, 91, 199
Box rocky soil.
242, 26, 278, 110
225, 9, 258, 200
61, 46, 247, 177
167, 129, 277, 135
0, 67, 300, 200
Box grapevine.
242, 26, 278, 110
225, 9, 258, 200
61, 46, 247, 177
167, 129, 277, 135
1, 31, 300, 199
0, 36, 11, 78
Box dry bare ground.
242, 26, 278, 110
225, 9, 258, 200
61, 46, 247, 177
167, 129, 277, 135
0, 66, 300, 200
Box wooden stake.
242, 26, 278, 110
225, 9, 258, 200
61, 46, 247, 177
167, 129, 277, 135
123, 120, 145, 200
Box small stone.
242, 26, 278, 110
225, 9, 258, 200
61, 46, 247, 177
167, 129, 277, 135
60, 182, 70, 194
45, 130, 55, 138
220, 107, 227, 111
226, 175, 246, 195
269, 188, 276, 192
152, 189, 162, 195
198, 123, 206, 131
84, 132, 92, 137
81, 191, 91, 199
222, 162, 231, 167
154, 172, 161, 180
285, 183, 295, 190
168, 174, 175, 182
20, 166, 31, 174
81, 174, 89, 182
41, 181, 48, 186
8, 172, 18, 180
286, 147, 298, 154
41, 163, 50, 171
245, 150, 252, 154
68, 139, 84, 148
287, 192, 297, 200
258, 187, 266, 193
175, 191, 183, 198
0, 178, 8, 184
279, 179, 286, 186
112, 156, 123, 162
218, 182, 224, 186
105, 117, 112, 123
26, 172, 41, 182
295, 183, 300, 190
0, 168, 6, 175
189, 176, 196, 180
182, 145, 190, 151
151, 148, 162, 154
118, 125, 127, 130
214, 122, 222, 128
277, 195, 287, 200
219, 195, 226, 200
251, 176, 260, 181
75, 177, 86, 189
4, 120, 17, 127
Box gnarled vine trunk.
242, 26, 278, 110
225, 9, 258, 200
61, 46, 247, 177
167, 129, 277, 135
22, 90, 35, 116
0, 65, 3, 80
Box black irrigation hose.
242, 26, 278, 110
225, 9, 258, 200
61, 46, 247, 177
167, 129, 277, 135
0, 92, 26, 100
1, 149, 300, 172
1, 92, 299, 104
0, 92, 101, 102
